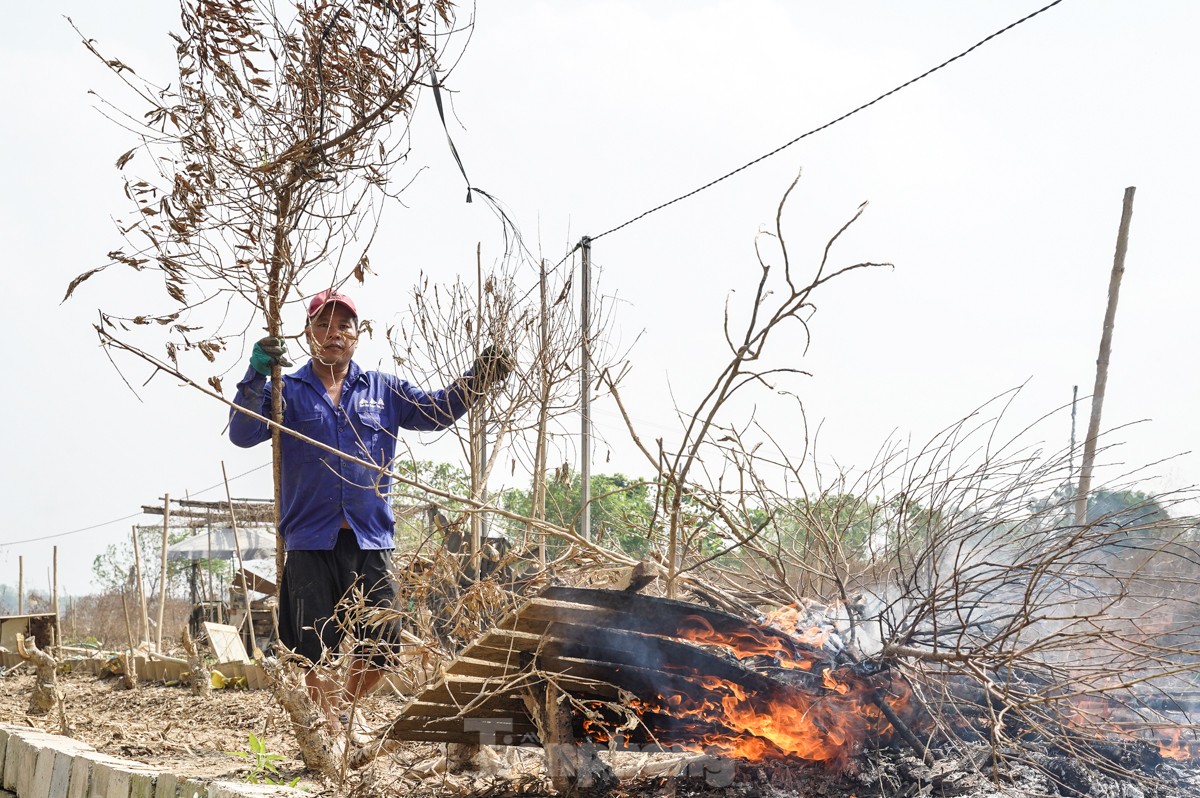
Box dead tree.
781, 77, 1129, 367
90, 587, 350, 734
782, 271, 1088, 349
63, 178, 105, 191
70, 0, 464, 581
604, 174, 889, 596
392, 251, 622, 565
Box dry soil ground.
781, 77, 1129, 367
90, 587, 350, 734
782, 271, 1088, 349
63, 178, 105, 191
3, 666, 1200, 798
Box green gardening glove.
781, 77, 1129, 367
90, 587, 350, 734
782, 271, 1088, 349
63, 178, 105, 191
472, 345, 514, 387
250, 336, 292, 377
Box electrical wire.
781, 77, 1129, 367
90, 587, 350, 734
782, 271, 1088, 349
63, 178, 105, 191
1, 461, 272, 547
590, 0, 1067, 243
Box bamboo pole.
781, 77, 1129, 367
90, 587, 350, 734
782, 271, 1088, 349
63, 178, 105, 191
1069, 385, 1079, 482
52, 546, 59, 650
470, 242, 484, 579
132, 526, 151, 644
533, 259, 550, 566
157, 494, 171, 651
1075, 186, 1136, 526
221, 461, 256, 655
206, 509, 214, 604
579, 237, 592, 542
121, 593, 136, 657
120, 593, 138, 688
17, 556, 23, 615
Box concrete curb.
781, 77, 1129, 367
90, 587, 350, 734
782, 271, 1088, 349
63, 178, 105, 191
0, 724, 301, 798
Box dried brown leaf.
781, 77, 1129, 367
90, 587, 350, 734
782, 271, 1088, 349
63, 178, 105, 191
353, 254, 370, 283
115, 148, 136, 169
208, 375, 224, 394
62, 266, 107, 303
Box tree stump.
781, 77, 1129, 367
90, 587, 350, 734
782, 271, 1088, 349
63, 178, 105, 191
16, 633, 61, 715
180, 626, 211, 698
259, 657, 347, 776
120, 652, 138, 690
523, 680, 616, 798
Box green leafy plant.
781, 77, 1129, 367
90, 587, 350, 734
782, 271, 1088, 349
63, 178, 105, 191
226, 733, 300, 787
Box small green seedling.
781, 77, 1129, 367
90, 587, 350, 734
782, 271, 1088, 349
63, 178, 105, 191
226, 733, 301, 787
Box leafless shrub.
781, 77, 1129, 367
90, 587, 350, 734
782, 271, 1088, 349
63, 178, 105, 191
590, 174, 1200, 781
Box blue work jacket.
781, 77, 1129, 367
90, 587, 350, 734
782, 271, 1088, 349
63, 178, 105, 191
228, 359, 473, 551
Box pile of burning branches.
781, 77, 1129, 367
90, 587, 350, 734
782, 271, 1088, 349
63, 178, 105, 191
315, 179, 1200, 796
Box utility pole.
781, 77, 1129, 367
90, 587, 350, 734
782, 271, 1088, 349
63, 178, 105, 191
1069, 385, 1078, 482
1075, 187, 1136, 526
579, 237, 592, 541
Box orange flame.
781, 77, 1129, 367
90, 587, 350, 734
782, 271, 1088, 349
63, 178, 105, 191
676, 613, 821, 671
616, 612, 915, 768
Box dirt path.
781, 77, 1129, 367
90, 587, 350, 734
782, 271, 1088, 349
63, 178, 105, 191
0, 666, 421, 794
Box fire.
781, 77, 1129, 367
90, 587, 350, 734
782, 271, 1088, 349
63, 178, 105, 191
628, 667, 896, 766
612, 611, 915, 768
675, 613, 821, 671
1158, 728, 1195, 761
1049, 696, 1197, 762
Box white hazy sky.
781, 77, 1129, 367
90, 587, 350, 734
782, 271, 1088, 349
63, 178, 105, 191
2, 1, 1197, 597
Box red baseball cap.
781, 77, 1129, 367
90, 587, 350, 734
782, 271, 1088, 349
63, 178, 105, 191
307, 289, 357, 319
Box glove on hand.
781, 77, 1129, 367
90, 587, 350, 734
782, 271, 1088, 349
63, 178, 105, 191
472, 345, 514, 387
250, 336, 293, 377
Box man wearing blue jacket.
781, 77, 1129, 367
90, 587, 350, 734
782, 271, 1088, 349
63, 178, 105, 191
229, 289, 509, 736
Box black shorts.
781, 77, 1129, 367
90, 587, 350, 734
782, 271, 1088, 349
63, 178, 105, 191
277, 529, 404, 668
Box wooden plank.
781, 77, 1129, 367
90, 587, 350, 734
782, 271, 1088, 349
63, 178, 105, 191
203, 623, 248, 664
382, 725, 542, 746
387, 716, 539, 736
403, 699, 530, 718
443, 657, 510, 679
389, 586, 835, 752
517, 591, 799, 650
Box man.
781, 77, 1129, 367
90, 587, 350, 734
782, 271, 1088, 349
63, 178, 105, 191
228, 289, 509, 736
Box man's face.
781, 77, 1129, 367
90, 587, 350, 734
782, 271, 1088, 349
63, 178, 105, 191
308, 303, 359, 370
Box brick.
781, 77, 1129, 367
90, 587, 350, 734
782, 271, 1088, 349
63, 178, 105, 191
131, 770, 158, 798
79, 753, 131, 798
49, 749, 75, 798
15, 736, 38, 798
3, 733, 23, 792
155, 772, 180, 798
29, 745, 55, 798
0, 726, 11, 790
86, 754, 163, 798
105, 764, 134, 798
67, 753, 92, 798
177, 779, 210, 798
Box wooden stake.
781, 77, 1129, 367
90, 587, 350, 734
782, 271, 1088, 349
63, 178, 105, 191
52, 546, 59, 618
157, 493, 171, 651
534, 259, 550, 566
52, 546, 59, 651
222, 461, 256, 656
121, 593, 137, 655
470, 241, 484, 579
1075, 187, 1136, 526
522, 678, 615, 795
132, 526, 151, 644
